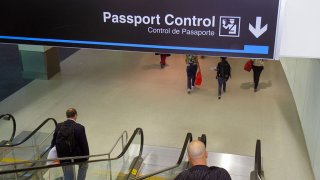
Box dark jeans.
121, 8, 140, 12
186, 64, 198, 89
252, 65, 264, 89
218, 77, 226, 96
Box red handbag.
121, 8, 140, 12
244, 60, 253, 72
195, 66, 202, 86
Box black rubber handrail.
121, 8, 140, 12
133, 132, 194, 180
255, 139, 264, 177
0, 127, 144, 175
250, 139, 264, 180
0, 114, 16, 143
0, 118, 57, 147
199, 134, 206, 147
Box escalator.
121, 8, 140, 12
0, 127, 263, 180
0, 115, 57, 179
0, 128, 195, 180
132, 132, 194, 179
0, 128, 143, 180
134, 138, 263, 180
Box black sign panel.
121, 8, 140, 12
0, 0, 279, 58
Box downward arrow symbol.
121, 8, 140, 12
249, 17, 268, 38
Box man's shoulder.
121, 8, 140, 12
208, 166, 232, 179
57, 120, 84, 130
208, 166, 228, 172
175, 165, 209, 179
175, 166, 231, 180
73, 123, 85, 132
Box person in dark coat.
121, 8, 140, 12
252, 59, 264, 92
51, 108, 89, 180
216, 57, 231, 99
175, 140, 231, 180
186, 55, 199, 94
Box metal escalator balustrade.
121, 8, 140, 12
0, 129, 128, 180
0, 128, 143, 180
133, 133, 194, 180
0, 118, 57, 166
250, 139, 264, 180
0, 117, 58, 179
135, 136, 262, 180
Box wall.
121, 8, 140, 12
280, 57, 320, 180
279, 0, 320, 58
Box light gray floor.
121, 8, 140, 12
0, 49, 315, 179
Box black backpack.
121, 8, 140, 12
55, 122, 76, 158
220, 61, 231, 80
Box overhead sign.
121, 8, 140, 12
0, 0, 279, 59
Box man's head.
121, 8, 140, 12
66, 108, 78, 120
187, 140, 208, 166
220, 57, 227, 61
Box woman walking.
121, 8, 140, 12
252, 59, 264, 92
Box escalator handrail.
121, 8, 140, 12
0, 114, 16, 143
133, 132, 193, 180
109, 130, 128, 154
250, 139, 264, 180
0, 130, 129, 167
199, 134, 206, 147
0, 118, 57, 147
254, 139, 263, 175
0, 127, 144, 175
13, 130, 128, 179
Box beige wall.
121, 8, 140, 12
280, 57, 320, 180
279, 0, 320, 58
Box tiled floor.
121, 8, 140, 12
0, 49, 315, 179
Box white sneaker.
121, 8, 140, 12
187, 89, 191, 94
191, 86, 195, 90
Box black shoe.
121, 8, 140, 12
218, 96, 221, 99
223, 89, 226, 93
254, 88, 257, 92
160, 64, 164, 68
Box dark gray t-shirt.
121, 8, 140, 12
174, 165, 232, 180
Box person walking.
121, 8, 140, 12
216, 57, 231, 99
252, 59, 264, 92
51, 108, 89, 180
185, 55, 198, 94
155, 53, 171, 68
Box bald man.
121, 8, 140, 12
175, 140, 231, 180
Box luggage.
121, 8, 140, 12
195, 65, 202, 86
244, 60, 253, 72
